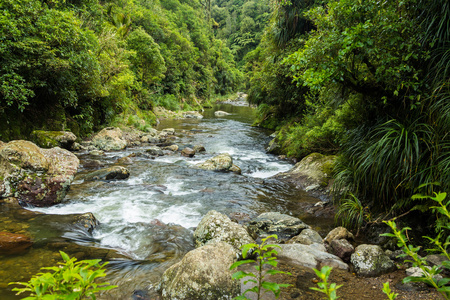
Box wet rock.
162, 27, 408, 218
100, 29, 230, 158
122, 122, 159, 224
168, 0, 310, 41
229, 164, 242, 175
162, 128, 175, 135
350, 244, 396, 277
0, 231, 33, 255
91, 127, 127, 151
73, 212, 99, 234
277, 243, 348, 270
89, 150, 104, 156
214, 110, 231, 116
159, 242, 239, 300
116, 156, 133, 165
194, 210, 255, 255
141, 135, 160, 144
31, 130, 77, 150
324, 227, 354, 244
196, 153, 233, 172
193, 145, 206, 153
83, 159, 104, 169
146, 146, 164, 156
288, 228, 323, 245
266, 138, 281, 154
79, 166, 130, 181
274, 153, 336, 201
181, 147, 195, 158
330, 239, 354, 262
164, 145, 179, 152
248, 212, 310, 240
183, 111, 203, 119
0, 140, 79, 206
121, 127, 144, 146
228, 212, 251, 224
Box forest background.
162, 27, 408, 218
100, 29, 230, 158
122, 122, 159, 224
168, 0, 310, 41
1, 0, 449, 230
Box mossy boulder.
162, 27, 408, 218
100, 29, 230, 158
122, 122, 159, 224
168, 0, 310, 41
77, 166, 130, 181
0, 140, 79, 206
31, 130, 77, 150
350, 244, 396, 277
196, 153, 234, 172
275, 153, 336, 201
91, 127, 127, 151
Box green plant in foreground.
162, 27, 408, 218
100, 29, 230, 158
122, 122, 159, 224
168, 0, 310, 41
9, 251, 117, 300
230, 234, 292, 300
382, 282, 398, 300
310, 266, 342, 300
382, 191, 450, 299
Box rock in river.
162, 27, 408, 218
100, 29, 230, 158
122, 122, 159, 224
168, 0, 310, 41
91, 127, 127, 151
248, 212, 310, 240
0, 140, 79, 206
0, 231, 33, 255
196, 153, 234, 172
78, 166, 130, 181
31, 130, 77, 150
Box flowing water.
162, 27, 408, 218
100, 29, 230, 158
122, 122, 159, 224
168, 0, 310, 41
0, 103, 334, 299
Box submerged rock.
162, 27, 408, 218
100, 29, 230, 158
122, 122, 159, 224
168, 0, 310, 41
0, 140, 79, 206
91, 127, 127, 151
78, 166, 130, 181
248, 212, 310, 240
196, 153, 233, 172
31, 130, 77, 150
0, 231, 33, 255
159, 242, 239, 300
193, 210, 254, 254
350, 244, 396, 277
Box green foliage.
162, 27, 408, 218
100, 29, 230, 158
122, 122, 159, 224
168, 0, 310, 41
335, 193, 371, 233
9, 251, 116, 300
230, 235, 292, 300
382, 282, 398, 300
381, 191, 450, 299
310, 266, 342, 300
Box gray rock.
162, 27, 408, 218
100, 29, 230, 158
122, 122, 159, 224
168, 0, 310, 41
181, 147, 195, 157
277, 243, 348, 270
194, 210, 255, 254
288, 228, 323, 245
159, 242, 239, 300
146, 146, 164, 156
330, 239, 354, 262
91, 127, 127, 151
350, 244, 396, 277
229, 164, 242, 175
164, 145, 179, 152
78, 166, 130, 181
405, 266, 443, 282
89, 150, 104, 156
183, 111, 204, 119
193, 145, 206, 153
248, 212, 310, 240
115, 156, 133, 165
196, 153, 233, 172
324, 227, 354, 244
214, 110, 231, 116
161, 128, 175, 135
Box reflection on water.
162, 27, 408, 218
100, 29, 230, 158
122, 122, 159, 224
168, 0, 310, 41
0, 104, 334, 299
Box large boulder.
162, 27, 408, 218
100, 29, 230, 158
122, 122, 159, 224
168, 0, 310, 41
350, 244, 396, 277
31, 130, 77, 150
0, 140, 79, 206
0, 232, 33, 255
159, 242, 240, 300
77, 166, 130, 181
324, 227, 354, 244
330, 239, 354, 262
248, 212, 310, 240
196, 153, 233, 172
274, 153, 336, 201
91, 127, 127, 151
288, 228, 323, 245
277, 243, 348, 270
194, 210, 255, 254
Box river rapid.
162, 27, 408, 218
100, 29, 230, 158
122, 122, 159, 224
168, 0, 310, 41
0, 103, 334, 299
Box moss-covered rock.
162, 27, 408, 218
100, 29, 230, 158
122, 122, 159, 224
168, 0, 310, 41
91, 127, 127, 151
77, 166, 130, 181
196, 153, 234, 172
31, 130, 77, 150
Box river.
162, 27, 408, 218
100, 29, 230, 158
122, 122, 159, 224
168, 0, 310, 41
0, 103, 334, 299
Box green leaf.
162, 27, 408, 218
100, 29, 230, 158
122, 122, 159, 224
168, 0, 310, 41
230, 260, 256, 270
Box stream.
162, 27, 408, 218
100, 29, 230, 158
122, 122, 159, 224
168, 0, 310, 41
0, 103, 335, 299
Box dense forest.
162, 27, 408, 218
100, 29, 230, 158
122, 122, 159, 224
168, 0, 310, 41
1, 0, 449, 227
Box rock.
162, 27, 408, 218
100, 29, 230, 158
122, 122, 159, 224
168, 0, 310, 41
181, 147, 195, 157
0, 231, 33, 255
121, 127, 144, 146
146, 146, 164, 156
330, 239, 354, 262
91, 127, 127, 151
89, 150, 104, 156
83, 160, 104, 169
194, 210, 255, 254
266, 138, 281, 154
277, 243, 348, 270
164, 145, 179, 152
183, 111, 204, 119
405, 266, 443, 282
274, 153, 336, 201
0, 140, 79, 206
162, 128, 175, 135
229, 164, 241, 175
31, 130, 77, 150
159, 242, 239, 300
116, 156, 133, 165
324, 227, 354, 244
73, 212, 99, 234
193, 145, 206, 153
78, 166, 130, 181
288, 228, 323, 245
196, 153, 233, 172
214, 110, 231, 116
350, 244, 396, 277
248, 212, 310, 240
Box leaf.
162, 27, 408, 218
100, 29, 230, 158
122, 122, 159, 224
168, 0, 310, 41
230, 260, 256, 270
232, 271, 256, 280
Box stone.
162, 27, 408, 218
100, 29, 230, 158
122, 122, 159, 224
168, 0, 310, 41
214, 110, 231, 116
159, 242, 239, 300
78, 166, 130, 181
193, 145, 206, 153
405, 266, 443, 282
73, 212, 99, 235
183, 111, 204, 119
248, 212, 310, 240
330, 239, 354, 262
0, 231, 33, 255
229, 164, 242, 175
164, 144, 179, 152
194, 210, 255, 255
181, 147, 195, 158
89, 150, 104, 156
116, 156, 133, 165
31, 130, 77, 150
350, 244, 396, 277
0, 140, 79, 206
324, 227, 355, 244
196, 153, 233, 172
83, 160, 104, 169
277, 243, 348, 270
91, 127, 127, 151
161, 128, 175, 135
288, 228, 323, 245
146, 146, 164, 156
